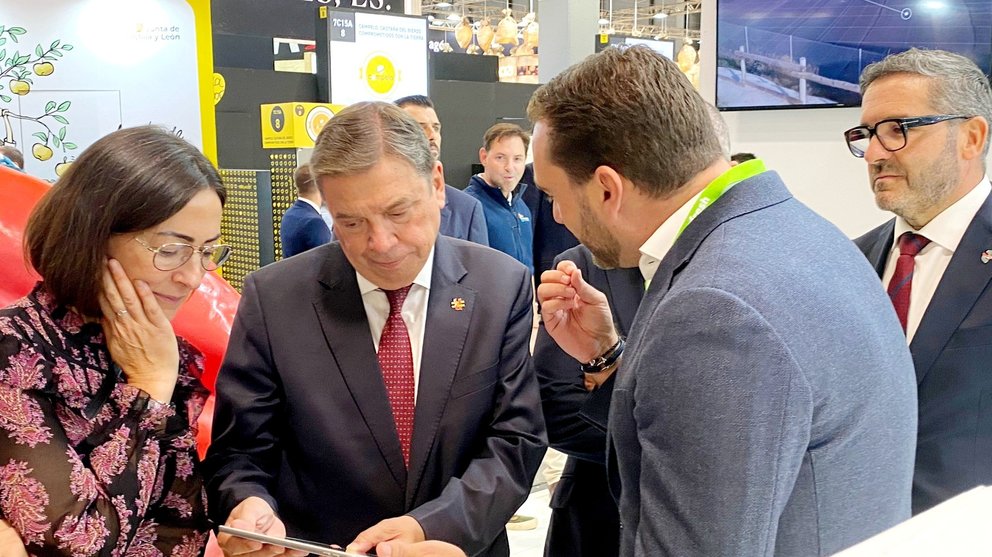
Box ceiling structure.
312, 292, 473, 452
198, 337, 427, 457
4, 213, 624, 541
418, 0, 702, 43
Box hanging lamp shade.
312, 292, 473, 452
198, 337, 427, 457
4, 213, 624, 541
477, 17, 495, 51
523, 16, 538, 47
455, 17, 474, 50
495, 8, 518, 45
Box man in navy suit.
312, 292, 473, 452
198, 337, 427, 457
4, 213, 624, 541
849, 48, 992, 514
205, 102, 545, 557
529, 46, 917, 556
534, 245, 640, 557
279, 164, 331, 258
395, 95, 489, 247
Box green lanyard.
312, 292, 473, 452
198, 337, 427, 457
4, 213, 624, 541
676, 159, 767, 239
645, 159, 767, 291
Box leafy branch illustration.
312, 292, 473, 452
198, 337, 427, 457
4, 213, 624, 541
0, 25, 74, 101
0, 24, 76, 162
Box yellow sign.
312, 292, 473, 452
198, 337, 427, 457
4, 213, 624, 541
599, 33, 609, 44
364, 54, 397, 95
260, 102, 344, 149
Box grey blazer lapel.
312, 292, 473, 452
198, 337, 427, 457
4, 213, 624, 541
911, 191, 992, 384
648, 171, 794, 300
405, 237, 474, 507
314, 246, 407, 490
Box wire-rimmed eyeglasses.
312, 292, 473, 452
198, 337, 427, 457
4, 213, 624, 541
844, 114, 972, 158
133, 237, 233, 272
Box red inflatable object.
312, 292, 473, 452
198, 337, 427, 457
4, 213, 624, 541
0, 164, 240, 442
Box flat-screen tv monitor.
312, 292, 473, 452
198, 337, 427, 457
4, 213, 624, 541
316, 10, 429, 105
716, 0, 992, 110
595, 35, 675, 60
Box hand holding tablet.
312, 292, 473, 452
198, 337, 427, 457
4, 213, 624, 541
218, 525, 374, 557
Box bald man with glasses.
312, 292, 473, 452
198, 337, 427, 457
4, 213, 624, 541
849, 48, 992, 514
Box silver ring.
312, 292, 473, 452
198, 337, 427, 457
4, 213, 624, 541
115, 309, 129, 317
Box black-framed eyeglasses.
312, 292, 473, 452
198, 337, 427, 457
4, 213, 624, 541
133, 237, 233, 271
844, 114, 972, 158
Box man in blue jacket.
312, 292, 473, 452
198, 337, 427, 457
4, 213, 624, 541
465, 123, 534, 274
280, 164, 331, 258
395, 95, 489, 247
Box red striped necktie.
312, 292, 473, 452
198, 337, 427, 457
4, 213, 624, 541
887, 232, 930, 333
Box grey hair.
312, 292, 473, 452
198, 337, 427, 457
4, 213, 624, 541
704, 102, 732, 158
310, 101, 434, 181
860, 48, 992, 156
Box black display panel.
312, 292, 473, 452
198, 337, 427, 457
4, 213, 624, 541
716, 0, 992, 110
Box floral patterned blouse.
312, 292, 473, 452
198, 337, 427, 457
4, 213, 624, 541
0, 284, 211, 556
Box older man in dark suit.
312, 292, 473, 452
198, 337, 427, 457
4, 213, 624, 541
205, 102, 546, 557
848, 48, 992, 514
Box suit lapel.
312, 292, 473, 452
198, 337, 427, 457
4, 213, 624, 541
406, 237, 473, 507
911, 192, 992, 383
863, 220, 896, 277
313, 246, 408, 490
648, 171, 794, 303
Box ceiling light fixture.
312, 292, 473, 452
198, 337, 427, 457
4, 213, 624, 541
446, 13, 461, 21
653, 12, 668, 19
436, 1, 453, 7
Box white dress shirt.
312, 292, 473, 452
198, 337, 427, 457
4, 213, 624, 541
298, 196, 322, 213
356, 248, 435, 402
638, 191, 703, 283
881, 176, 991, 343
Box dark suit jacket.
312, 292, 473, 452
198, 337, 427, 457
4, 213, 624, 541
204, 236, 547, 556
279, 199, 331, 258
856, 190, 992, 514
441, 185, 489, 246
534, 245, 642, 557
608, 171, 917, 556
521, 164, 579, 277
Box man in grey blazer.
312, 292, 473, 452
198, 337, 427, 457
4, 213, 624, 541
528, 46, 917, 556
847, 49, 992, 514
205, 102, 546, 557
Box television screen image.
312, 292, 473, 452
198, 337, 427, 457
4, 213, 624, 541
716, 0, 992, 110
595, 35, 676, 61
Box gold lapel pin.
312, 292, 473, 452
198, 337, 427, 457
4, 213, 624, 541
450, 298, 466, 311
983, 250, 992, 264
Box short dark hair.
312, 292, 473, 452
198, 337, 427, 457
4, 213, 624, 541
294, 164, 318, 195
24, 126, 225, 317
394, 95, 434, 109
528, 46, 721, 198
1, 145, 23, 168
731, 152, 757, 164
483, 123, 530, 153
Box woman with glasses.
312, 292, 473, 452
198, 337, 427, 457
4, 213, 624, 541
0, 125, 231, 555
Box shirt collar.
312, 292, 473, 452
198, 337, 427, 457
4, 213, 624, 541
638, 190, 703, 283
893, 175, 991, 253
298, 197, 322, 213
356, 245, 435, 295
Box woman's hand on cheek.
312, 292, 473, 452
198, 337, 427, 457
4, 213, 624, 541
98, 258, 179, 404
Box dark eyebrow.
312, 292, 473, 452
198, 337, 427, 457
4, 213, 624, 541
155, 231, 222, 243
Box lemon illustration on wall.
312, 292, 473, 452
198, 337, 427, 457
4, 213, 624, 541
364, 54, 397, 96
213, 73, 226, 105
305, 107, 335, 142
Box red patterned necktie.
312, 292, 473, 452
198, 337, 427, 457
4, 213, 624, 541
378, 285, 415, 467
887, 232, 931, 333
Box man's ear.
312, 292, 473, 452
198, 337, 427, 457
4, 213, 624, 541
479, 147, 487, 165
592, 165, 626, 218
432, 160, 446, 209
960, 116, 990, 161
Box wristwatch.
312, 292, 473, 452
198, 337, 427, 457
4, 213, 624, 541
581, 336, 625, 374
